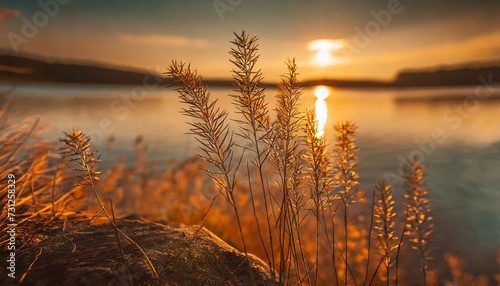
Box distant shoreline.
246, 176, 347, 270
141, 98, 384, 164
1, 54, 500, 89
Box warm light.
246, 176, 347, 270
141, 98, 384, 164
313, 86, 330, 137
316, 50, 332, 66
307, 39, 345, 67
308, 39, 344, 51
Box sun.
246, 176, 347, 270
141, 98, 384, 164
316, 49, 332, 66
314, 85, 330, 100
308, 39, 345, 67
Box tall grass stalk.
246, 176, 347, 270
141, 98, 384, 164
333, 121, 359, 285
304, 108, 331, 285
271, 59, 308, 284
228, 31, 276, 278
404, 159, 434, 286
166, 61, 254, 279
372, 181, 399, 285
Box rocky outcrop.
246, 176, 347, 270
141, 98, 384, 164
2, 219, 276, 285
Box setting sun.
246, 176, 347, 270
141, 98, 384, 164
314, 85, 330, 100
308, 39, 344, 67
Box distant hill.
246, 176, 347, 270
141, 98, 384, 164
393, 63, 500, 87
0, 54, 155, 85
1, 54, 499, 88
300, 78, 389, 88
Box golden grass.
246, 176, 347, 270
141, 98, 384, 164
0, 101, 80, 249
166, 30, 499, 286
403, 159, 434, 286
59, 130, 159, 280
1, 31, 498, 285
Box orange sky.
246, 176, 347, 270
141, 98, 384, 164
0, 1, 499, 82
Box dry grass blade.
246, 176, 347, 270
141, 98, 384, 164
19, 248, 43, 283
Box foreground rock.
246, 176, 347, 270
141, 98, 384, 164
3, 219, 276, 285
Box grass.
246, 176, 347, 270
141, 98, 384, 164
1, 31, 498, 285
403, 160, 434, 286
59, 130, 159, 280
166, 30, 497, 286
0, 99, 78, 248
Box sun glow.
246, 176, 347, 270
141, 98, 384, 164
316, 50, 332, 66
314, 86, 330, 137
308, 39, 344, 67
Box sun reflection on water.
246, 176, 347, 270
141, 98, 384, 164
314, 86, 330, 137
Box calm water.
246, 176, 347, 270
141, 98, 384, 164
4, 83, 500, 275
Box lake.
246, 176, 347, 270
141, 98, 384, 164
4, 83, 500, 276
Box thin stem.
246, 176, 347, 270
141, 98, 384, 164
84, 158, 159, 280
247, 164, 272, 268
110, 200, 134, 286
394, 224, 406, 286
363, 190, 376, 286
368, 256, 385, 286
344, 205, 349, 286
322, 204, 339, 286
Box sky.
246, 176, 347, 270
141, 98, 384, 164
0, 0, 499, 82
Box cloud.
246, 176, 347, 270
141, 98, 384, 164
306, 39, 349, 67
117, 33, 206, 48
0, 8, 21, 25
350, 32, 500, 74
307, 39, 345, 52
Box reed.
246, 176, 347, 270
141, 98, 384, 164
403, 159, 434, 286
304, 108, 331, 285
271, 59, 308, 284
333, 121, 360, 285
229, 31, 275, 280
166, 62, 238, 211
370, 181, 399, 285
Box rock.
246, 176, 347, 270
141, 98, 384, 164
2, 219, 276, 285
